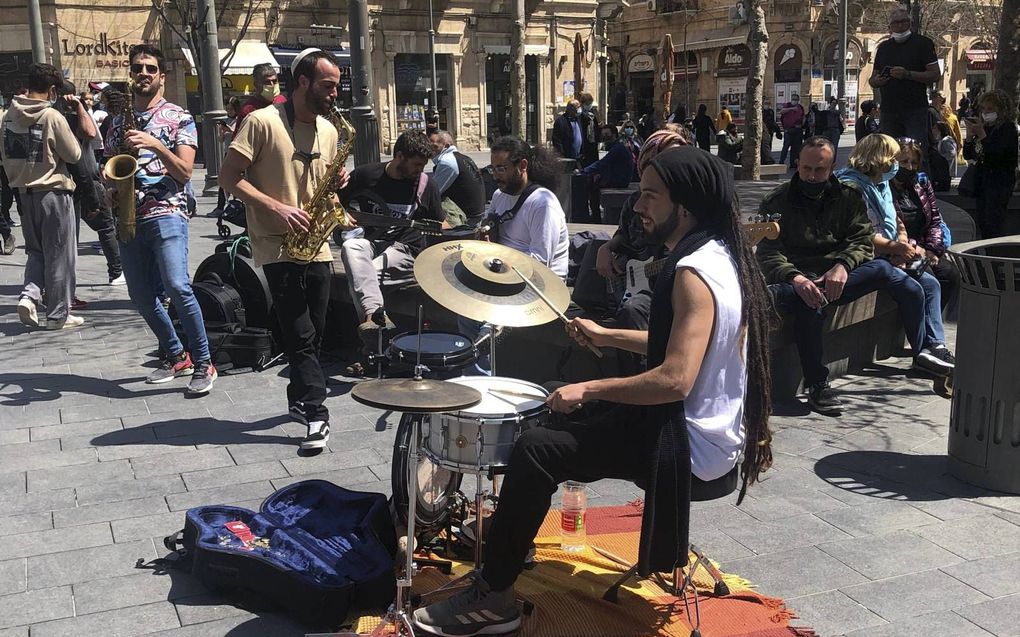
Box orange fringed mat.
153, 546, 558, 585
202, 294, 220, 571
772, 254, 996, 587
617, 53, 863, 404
354, 504, 816, 636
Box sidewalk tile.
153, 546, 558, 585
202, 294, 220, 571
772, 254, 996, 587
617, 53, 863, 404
715, 513, 852, 555
27, 539, 156, 589
59, 400, 149, 424
724, 546, 869, 600
269, 466, 376, 491
72, 571, 205, 615
29, 601, 180, 637
111, 511, 186, 543
27, 459, 133, 492
941, 552, 1020, 598
816, 499, 943, 537
817, 529, 964, 580
52, 496, 169, 528
0, 430, 29, 445
782, 590, 886, 636
166, 481, 275, 512
76, 475, 186, 507
280, 447, 387, 476
29, 417, 123, 442
954, 593, 1020, 636
0, 512, 53, 537
143, 615, 257, 637
173, 594, 256, 626
0, 558, 26, 595
182, 460, 289, 491
842, 611, 994, 637
130, 448, 235, 479
57, 424, 155, 451
842, 569, 989, 622
913, 514, 1020, 560
0, 448, 95, 475
0, 522, 112, 561
0, 586, 73, 630
0, 489, 76, 516
0, 473, 25, 496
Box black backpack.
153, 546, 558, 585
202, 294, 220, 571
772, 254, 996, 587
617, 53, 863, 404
191, 272, 246, 327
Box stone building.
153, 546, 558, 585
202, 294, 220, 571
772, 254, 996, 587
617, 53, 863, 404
606, 0, 1000, 126
0, 0, 615, 152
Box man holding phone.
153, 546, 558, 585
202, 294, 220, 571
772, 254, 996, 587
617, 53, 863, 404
868, 6, 942, 151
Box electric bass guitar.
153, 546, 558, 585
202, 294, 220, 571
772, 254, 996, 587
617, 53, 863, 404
606, 221, 780, 300
348, 212, 444, 237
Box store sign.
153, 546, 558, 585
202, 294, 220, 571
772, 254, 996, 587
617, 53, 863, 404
717, 44, 751, 76
628, 54, 655, 73
773, 44, 802, 83
824, 41, 861, 68
61, 33, 146, 68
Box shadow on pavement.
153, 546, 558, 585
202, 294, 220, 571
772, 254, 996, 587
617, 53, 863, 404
814, 450, 990, 501
0, 372, 177, 406
92, 414, 296, 448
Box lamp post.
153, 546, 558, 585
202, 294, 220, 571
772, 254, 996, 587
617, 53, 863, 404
427, 0, 439, 117
27, 0, 45, 62
837, 0, 848, 121
197, 0, 226, 195
349, 0, 380, 165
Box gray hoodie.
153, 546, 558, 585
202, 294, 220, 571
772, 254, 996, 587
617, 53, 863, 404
0, 95, 80, 191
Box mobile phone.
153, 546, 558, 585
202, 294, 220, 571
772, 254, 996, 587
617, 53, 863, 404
880, 66, 892, 78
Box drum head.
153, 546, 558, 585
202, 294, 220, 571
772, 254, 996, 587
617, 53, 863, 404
390, 332, 474, 358
445, 376, 549, 417
391, 413, 461, 532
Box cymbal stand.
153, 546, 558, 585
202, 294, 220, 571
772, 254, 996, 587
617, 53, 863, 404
472, 323, 502, 376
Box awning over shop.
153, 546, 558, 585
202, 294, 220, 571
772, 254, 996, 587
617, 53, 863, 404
180, 41, 279, 76
679, 29, 748, 52
965, 48, 995, 71
270, 46, 351, 71
483, 44, 551, 56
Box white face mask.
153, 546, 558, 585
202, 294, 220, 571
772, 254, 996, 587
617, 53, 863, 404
982, 112, 998, 124
892, 30, 911, 43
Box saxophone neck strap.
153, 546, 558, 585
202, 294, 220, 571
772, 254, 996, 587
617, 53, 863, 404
284, 100, 320, 165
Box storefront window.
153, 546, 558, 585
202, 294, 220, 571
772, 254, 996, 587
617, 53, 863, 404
395, 53, 452, 132
484, 55, 538, 144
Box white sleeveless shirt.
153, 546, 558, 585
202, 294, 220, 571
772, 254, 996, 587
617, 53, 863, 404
675, 239, 747, 481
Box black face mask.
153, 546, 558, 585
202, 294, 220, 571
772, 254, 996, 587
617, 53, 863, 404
799, 179, 827, 199
896, 168, 918, 184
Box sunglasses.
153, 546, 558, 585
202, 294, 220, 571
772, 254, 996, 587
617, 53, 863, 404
130, 63, 160, 75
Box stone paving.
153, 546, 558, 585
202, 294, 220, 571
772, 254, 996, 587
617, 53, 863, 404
0, 171, 1018, 637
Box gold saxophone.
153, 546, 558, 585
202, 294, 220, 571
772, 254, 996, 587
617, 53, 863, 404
283, 106, 355, 262
103, 85, 139, 242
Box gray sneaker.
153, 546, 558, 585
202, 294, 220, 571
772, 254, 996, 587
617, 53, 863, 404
412, 573, 520, 636
914, 347, 953, 376
1, 234, 14, 256
186, 359, 217, 395
147, 351, 194, 384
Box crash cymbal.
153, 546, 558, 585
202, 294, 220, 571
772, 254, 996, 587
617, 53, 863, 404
351, 378, 482, 413
414, 240, 569, 327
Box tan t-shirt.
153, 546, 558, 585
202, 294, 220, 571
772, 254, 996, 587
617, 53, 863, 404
229, 103, 338, 266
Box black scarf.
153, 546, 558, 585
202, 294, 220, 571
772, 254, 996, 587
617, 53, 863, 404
637, 146, 733, 576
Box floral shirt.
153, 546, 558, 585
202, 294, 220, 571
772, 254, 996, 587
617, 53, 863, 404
104, 98, 198, 220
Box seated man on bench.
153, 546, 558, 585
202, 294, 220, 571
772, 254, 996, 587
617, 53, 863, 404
413, 146, 774, 637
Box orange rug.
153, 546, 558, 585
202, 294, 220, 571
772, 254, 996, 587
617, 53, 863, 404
356, 504, 816, 636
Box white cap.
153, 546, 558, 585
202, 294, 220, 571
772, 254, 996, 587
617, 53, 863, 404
291, 47, 323, 77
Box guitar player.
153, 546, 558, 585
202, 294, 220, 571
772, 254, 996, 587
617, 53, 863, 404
338, 130, 448, 374
595, 127, 689, 375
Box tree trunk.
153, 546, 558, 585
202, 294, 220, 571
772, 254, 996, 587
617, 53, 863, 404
741, 0, 768, 181
510, 0, 527, 139
996, 0, 1020, 103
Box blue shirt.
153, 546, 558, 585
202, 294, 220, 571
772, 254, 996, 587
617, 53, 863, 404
580, 140, 635, 188
431, 145, 460, 195
570, 120, 583, 159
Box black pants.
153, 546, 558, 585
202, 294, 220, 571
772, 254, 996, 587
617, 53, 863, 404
780, 127, 804, 168
78, 201, 122, 280
612, 292, 651, 377
931, 256, 960, 313
264, 261, 332, 423
481, 404, 657, 590
0, 166, 18, 231
975, 168, 1015, 239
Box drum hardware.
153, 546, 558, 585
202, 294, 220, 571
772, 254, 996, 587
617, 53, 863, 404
508, 263, 603, 359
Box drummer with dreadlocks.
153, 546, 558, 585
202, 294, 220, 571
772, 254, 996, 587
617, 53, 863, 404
413, 145, 775, 637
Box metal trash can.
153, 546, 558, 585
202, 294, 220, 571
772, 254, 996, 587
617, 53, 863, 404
945, 237, 1020, 493
555, 157, 578, 219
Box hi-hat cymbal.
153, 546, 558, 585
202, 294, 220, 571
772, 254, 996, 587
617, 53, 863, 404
351, 378, 482, 413
414, 240, 569, 327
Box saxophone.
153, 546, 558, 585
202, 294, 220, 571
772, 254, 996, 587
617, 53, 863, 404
102, 85, 139, 242
283, 105, 355, 262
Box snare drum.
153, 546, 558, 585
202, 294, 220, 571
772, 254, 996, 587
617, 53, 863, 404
386, 331, 478, 372
423, 376, 549, 474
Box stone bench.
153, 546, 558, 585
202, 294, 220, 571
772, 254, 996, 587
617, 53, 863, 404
937, 191, 1020, 237
734, 163, 787, 180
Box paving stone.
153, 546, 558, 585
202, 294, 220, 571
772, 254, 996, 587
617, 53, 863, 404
783, 589, 886, 637
222, 439, 309, 465
144, 615, 257, 637
0, 512, 52, 537
0, 489, 76, 516
0, 522, 112, 561
27, 538, 156, 589
29, 417, 123, 442
29, 601, 181, 637
913, 514, 1020, 560
0, 586, 73, 630
941, 552, 1020, 598
0, 558, 26, 595
182, 459, 290, 491
715, 512, 852, 555
72, 571, 205, 615
58, 424, 156, 451
280, 447, 387, 476
97, 441, 200, 462
953, 593, 1020, 636
842, 611, 994, 637
173, 594, 257, 625
817, 529, 964, 580
0, 472, 24, 496
724, 546, 869, 600
0, 627, 28, 637
269, 466, 378, 491
75, 474, 187, 507
0, 429, 29, 445
27, 459, 133, 492
130, 447, 236, 478
166, 481, 275, 512
733, 488, 848, 522
59, 400, 149, 424
816, 499, 943, 537
0, 406, 63, 430
111, 510, 187, 543
908, 496, 997, 521
52, 496, 169, 528
0, 444, 94, 475
841, 569, 990, 622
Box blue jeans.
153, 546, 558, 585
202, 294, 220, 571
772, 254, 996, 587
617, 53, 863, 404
770, 259, 935, 388
120, 214, 210, 362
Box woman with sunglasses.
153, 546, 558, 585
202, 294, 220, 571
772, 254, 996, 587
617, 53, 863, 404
837, 134, 955, 378
890, 138, 960, 314
963, 89, 1018, 239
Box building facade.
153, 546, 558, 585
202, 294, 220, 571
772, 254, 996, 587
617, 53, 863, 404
607, 0, 1000, 127
0, 0, 607, 153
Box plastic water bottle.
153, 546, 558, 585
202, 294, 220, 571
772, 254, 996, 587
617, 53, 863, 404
560, 481, 587, 552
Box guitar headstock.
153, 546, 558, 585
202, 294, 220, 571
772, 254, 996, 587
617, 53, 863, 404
742, 221, 780, 246
418, 219, 444, 237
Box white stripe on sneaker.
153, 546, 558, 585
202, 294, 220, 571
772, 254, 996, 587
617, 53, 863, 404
479, 609, 503, 621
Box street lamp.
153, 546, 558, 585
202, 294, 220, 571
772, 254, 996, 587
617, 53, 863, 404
427, 0, 439, 119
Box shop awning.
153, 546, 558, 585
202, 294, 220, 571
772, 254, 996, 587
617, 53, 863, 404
180, 41, 279, 76
681, 35, 746, 52
483, 44, 550, 56
270, 46, 351, 71
965, 48, 995, 70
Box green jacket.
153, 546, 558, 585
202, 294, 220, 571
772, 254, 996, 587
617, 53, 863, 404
756, 175, 875, 284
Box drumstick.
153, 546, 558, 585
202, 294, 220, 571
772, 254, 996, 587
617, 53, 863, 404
488, 388, 546, 401
509, 265, 603, 359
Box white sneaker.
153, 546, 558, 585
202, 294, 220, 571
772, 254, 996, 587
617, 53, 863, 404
109, 273, 126, 285
300, 421, 330, 450
17, 298, 39, 327
47, 315, 85, 330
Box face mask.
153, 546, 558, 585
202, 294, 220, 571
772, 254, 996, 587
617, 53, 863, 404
881, 161, 900, 182
799, 179, 827, 198
581, 104, 592, 113
791, 98, 800, 104
261, 83, 280, 101
623, 127, 634, 136
896, 167, 917, 183
982, 112, 998, 124
892, 30, 911, 43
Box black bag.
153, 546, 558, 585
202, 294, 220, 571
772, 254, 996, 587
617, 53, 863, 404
205, 322, 277, 371
191, 272, 247, 327
958, 164, 977, 198
160, 481, 397, 629
926, 147, 952, 192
